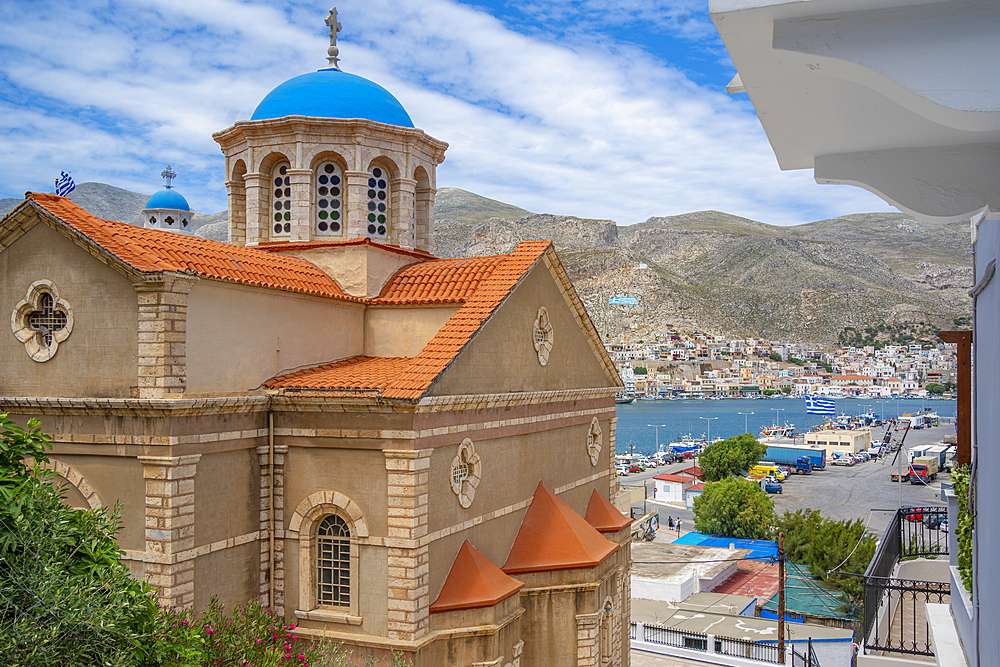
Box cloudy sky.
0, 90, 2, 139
0, 0, 894, 225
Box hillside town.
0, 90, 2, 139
607, 334, 958, 400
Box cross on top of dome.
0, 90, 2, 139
161, 165, 177, 189
325, 7, 342, 71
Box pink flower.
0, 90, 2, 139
298, 654, 305, 660
181, 620, 188, 626
290, 624, 296, 629
207, 628, 214, 635
257, 639, 262, 644
286, 653, 293, 659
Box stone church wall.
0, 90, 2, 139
185, 280, 365, 395
1, 222, 138, 397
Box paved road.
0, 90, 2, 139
618, 423, 953, 538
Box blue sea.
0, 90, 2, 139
614, 397, 956, 455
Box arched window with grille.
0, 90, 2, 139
271, 161, 292, 238
315, 162, 344, 236
365, 166, 389, 239
316, 515, 351, 607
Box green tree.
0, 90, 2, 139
776, 509, 877, 608
0, 413, 201, 667
698, 433, 767, 482
762, 389, 776, 396
925, 383, 946, 395
780, 386, 793, 395
692, 477, 775, 539
768, 352, 782, 362
633, 367, 648, 375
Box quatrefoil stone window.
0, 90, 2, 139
587, 417, 603, 467
532, 306, 553, 366
450, 438, 481, 509
11, 280, 73, 362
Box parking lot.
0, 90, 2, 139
620, 423, 953, 539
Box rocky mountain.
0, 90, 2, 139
432, 190, 972, 347
1, 184, 971, 346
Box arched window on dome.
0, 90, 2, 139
315, 162, 343, 236
271, 161, 292, 238
365, 166, 389, 239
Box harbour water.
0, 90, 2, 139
614, 397, 956, 455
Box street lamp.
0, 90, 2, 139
648, 424, 668, 456
698, 416, 718, 472
738, 411, 754, 435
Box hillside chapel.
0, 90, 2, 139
0, 10, 631, 667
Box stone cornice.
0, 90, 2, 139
0, 395, 269, 417
212, 116, 448, 163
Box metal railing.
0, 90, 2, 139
863, 505, 950, 657
790, 640, 822, 667
631, 621, 782, 664
715, 635, 781, 663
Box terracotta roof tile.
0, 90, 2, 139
373, 255, 505, 304
264, 356, 412, 390
24, 194, 357, 301
381, 241, 551, 399
429, 541, 524, 614
502, 482, 618, 575
584, 489, 633, 533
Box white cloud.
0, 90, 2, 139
0, 0, 893, 224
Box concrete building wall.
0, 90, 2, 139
364, 305, 459, 358
185, 281, 364, 394
193, 448, 259, 547
0, 222, 138, 397
975, 220, 999, 666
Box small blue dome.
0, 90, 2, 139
251, 68, 413, 127
146, 188, 190, 212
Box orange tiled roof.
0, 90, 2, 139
22, 194, 357, 301
381, 241, 551, 399
502, 482, 618, 575
374, 256, 505, 304
263, 356, 412, 390
258, 237, 436, 260
584, 489, 632, 534
429, 541, 524, 614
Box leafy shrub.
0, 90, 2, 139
0, 413, 200, 667
951, 464, 973, 596
693, 477, 775, 540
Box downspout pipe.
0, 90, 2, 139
269, 408, 275, 609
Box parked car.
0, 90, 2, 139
615, 465, 628, 476
855, 452, 870, 462
764, 481, 783, 494
628, 465, 642, 473
923, 511, 948, 529
832, 455, 854, 466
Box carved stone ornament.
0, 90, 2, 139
450, 438, 482, 509
587, 417, 603, 466
532, 305, 553, 366
11, 280, 73, 362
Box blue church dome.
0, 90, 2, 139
251, 68, 414, 128
146, 188, 190, 212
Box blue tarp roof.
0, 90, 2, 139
671, 532, 778, 561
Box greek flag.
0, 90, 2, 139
806, 396, 836, 415
54, 171, 76, 196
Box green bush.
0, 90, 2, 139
952, 464, 973, 596
776, 509, 876, 609
693, 477, 775, 540
0, 413, 201, 667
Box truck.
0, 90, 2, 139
925, 445, 950, 470
909, 456, 940, 484
750, 464, 786, 481
908, 444, 933, 463
760, 455, 812, 474
765, 445, 826, 470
